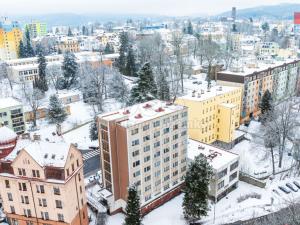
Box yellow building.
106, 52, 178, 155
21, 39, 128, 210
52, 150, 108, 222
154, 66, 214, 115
175, 85, 242, 146
0, 17, 22, 60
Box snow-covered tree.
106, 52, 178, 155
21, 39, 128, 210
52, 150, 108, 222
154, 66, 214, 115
157, 72, 170, 101
36, 52, 48, 92
182, 154, 213, 223
117, 32, 129, 74
108, 71, 129, 106
129, 62, 157, 105
47, 94, 67, 124
124, 46, 137, 77
89, 119, 98, 141
18, 40, 26, 58
67, 27, 73, 37
259, 89, 273, 115
24, 28, 35, 57
46, 64, 63, 92
62, 52, 78, 89
104, 43, 114, 54
124, 186, 142, 225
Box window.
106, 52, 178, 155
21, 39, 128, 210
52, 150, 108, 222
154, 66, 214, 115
154, 131, 160, 138
229, 172, 238, 182
8, 193, 13, 201
24, 209, 31, 217
132, 139, 139, 146
32, 170, 40, 178
173, 170, 178, 176
217, 169, 227, 179
144, 145, 150, 152
144, 166, 151, 173
133, 171, 140, 177
144, 156, 150, 163
230, 161, 239, 171
143, 124, 149, 131
41, 212, 49, 220
164, 184, 169, 191
164, 157, 170, 163
132, 150, 139, 157
55, 200, 62, 209
173, 161, 178, 167
145, 185, 151, 192
217, 181, 224, 190
18, 168, 26, 176
5, 180, 10, 188
154, 151, 160, 158
163, 118, 170, 124
72, 164, 75, 172
154, 141, 160, 148
154, 161, 160, 167
10, 206, 15, 214
143, 135, 150, 142
153, 120, 160, 127
173, 114, 178, 120
131, 128, 139, 135
144, 175, 151, 182
164, 175, 170, 181
36, 185, 45, 194
164, 137, 169, 144
163, 128, 169, 134
181, 111, 187, 117
173, 124, 178, 130
155, 170, 161, 177
76, 159, 79, 167
78, 173, 81, 181
163, 148, 169, 154
173, 134, 178, 140
133, 160, 140, 167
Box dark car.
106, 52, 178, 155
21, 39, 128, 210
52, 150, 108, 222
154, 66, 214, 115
293, 181, 300, 189
278, 185, 291, 194
286, 183, 298, 192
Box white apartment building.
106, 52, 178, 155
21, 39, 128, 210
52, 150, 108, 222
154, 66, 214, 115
97, 100, 188, 215
188, 139, 239, 201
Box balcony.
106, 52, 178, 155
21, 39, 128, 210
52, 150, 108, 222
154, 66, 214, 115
11, 113, 23, 119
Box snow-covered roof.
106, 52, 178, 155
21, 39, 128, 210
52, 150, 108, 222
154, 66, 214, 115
0, 97, 22, 109
177, 85, 240, 102
188, 139, 239, 171
0, 126, 17, 143
5, 140, 70, 168
98, 100, 186, 128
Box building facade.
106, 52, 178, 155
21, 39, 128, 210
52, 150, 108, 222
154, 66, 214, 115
25, 22, 47, 38
175, 86, 242, 146
97, 100, 188, 214
217, 59, 300, 121
0, 97, 25, 134
0, 138, 88, 225
0, 17, 22, 60
188, 139, 239, 201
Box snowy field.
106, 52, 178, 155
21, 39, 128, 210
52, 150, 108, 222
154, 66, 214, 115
98, 175, 300, 225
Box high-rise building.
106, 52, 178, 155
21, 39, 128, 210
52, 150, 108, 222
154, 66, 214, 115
0, 17, 22, 60
175, 85, 242, 148
25, 21, 47, 38
231, 7, 237, 21
0, 137, 88, 225
97, 100, 188, 214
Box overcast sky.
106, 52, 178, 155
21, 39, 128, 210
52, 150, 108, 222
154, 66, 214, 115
1, 0, 299, 16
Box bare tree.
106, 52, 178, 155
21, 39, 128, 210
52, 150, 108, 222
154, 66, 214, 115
263, 125, 279, 175
46, 63, 62, 93
264, 101, 299, 168
22, 82, 43, 127
108, 70, 130, 106
96, 212, 107, 225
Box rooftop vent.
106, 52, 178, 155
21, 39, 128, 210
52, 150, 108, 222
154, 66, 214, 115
51, 154, 56, 159
197, 93, 201, 98
44, 154, 48, 159
123, 109, 130, 115
135, 114, 142, 119
155, 107, 165, 112
143, 103, 152, 109
201, 89, 204, 94
192, 90, 196, 97
198, 145, 205, 150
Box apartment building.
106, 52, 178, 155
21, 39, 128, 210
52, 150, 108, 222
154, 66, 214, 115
0, 17, 22, 60
97, 100, 188, 214
217, 59, 300, 121
25, 21, 47, 38
175, 85, 242, 147
55, 37, 80, 53
0, 137, 88, 225
0, 97, 25, 134
188, 139, 239, 201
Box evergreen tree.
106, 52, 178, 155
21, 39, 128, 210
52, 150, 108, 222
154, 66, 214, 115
129, 62, 157, 105
47, 95, 67, 124
18, 40, 26, 58
89, 119, 98, 141
157, 73, 170, 101
182, 154, 213, 223
36, 52, 48, 92
24, 28, 35, 57
187, 20, 193, 35
68, 27, 73, 37
124, 46, 137, 77
117, 32, 129, 74
259, 89, 273, 115
62, 52, 78, 89
104, 43, 114, 54
124, 186, 142, 225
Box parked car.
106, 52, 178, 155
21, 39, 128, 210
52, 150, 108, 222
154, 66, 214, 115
293, 181, 300, 189
286, 183, 298, 192
278, 185, 291, 194
272, 189, 280, 196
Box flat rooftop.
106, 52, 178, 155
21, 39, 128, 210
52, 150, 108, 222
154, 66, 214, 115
177, 85, 240, 102
188, 139, 239, 171
0, 97, 22, 109
98, 100, 186, 127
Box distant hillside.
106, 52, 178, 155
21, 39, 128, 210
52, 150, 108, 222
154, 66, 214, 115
218, 3, 300, 19
8, 13, 167, 28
